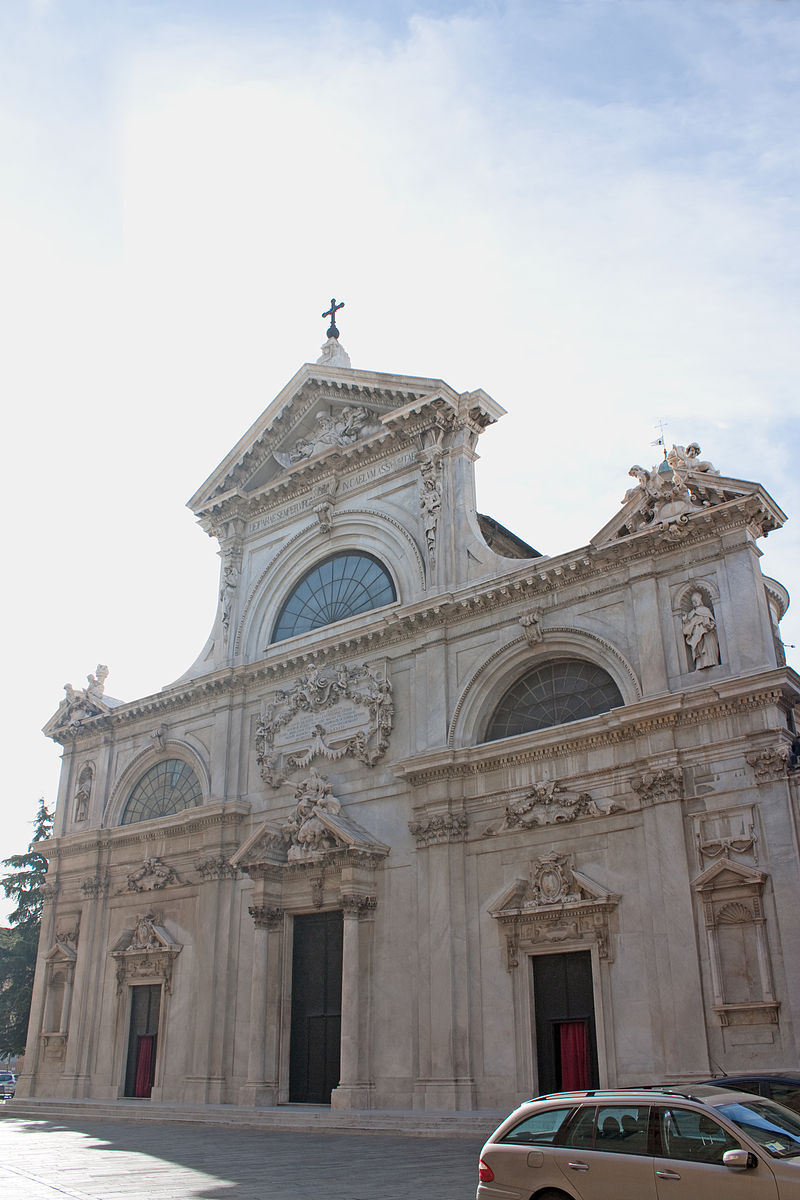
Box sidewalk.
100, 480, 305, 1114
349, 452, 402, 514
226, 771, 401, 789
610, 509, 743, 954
0, 1108, 488, 1199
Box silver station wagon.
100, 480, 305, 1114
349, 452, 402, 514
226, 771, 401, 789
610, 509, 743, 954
477, 1085, 800, 1200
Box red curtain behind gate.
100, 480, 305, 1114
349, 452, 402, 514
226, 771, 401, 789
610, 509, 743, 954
134, 1035, 154, 1097
559, 1021, 589, 1090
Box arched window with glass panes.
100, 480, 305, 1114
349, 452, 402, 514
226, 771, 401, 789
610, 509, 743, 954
271, 551, 396, 643
121, 759, 203, 825
485, 659, 623, 742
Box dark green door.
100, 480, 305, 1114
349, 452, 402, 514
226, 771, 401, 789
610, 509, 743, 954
289, 910, 343, 1103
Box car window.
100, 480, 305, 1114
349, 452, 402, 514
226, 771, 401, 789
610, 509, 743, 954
716, 1099, 800, 1159
562, 1105, 651, 1155
767, 1083, 800, 1115
659, 1107, 740, 1164
500, 1106, 575, 1145
563, 1104, 596, 1149
595, 1106, 651, 1155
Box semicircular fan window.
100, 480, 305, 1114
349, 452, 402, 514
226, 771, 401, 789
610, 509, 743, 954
121, 759, 203, 825
485, 659, 623, 741
271, 552, 396, 643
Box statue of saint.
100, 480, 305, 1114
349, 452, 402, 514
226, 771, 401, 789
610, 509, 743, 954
682, 592, 720, 669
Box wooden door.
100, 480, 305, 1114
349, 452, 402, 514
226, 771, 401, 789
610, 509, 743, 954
289, 910, 343, 1103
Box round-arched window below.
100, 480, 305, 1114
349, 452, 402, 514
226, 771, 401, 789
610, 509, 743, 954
485, 659, 624, 742
271, 552, 396, 643
121, 759, 203, 825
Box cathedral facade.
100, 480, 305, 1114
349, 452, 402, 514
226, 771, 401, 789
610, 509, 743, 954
20, 336, 800, 1111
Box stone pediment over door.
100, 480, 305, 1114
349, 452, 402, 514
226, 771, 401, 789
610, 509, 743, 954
111, 911, 182, 994
232, 770, 390, 871
488, 852, 620, 969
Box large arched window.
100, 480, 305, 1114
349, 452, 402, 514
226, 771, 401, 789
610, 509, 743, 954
485, 659, 623, 742
271, 552, 396, 643
121, 759, 202, 825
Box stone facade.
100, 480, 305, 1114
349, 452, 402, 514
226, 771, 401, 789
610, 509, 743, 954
19, 344, 800, 1111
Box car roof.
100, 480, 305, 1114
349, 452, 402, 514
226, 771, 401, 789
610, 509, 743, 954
522, 1085, 761, 1105
700, 1073, 800, 1084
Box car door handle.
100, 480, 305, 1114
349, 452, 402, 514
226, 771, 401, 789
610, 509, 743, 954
656, 1170, 682, 1180
567, 1161, 590, 1171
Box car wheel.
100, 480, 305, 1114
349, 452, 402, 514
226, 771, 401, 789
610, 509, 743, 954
534, 1191, 574, 1200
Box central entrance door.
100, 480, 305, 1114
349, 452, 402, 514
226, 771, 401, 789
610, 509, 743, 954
289, 910, 343, 1103
532, 951, 599, 1094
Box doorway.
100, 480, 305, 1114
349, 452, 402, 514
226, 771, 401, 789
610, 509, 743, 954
532, 951, 598, 1094
124, 984, 161, 1098
289, 910, 343, 1103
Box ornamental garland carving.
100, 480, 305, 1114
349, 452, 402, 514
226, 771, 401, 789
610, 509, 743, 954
408, 812, 468, 847
122, 856, 181, 894
631, 767, 683, 806
483, 781, 621, 835
418, 448, 443, 567
256, 662, 394, 787
746, 747, 789, 784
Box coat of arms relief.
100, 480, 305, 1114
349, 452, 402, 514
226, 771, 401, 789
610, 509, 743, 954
256, 662, 394, 787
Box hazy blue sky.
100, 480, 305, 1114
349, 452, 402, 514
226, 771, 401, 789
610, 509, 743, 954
2, 0, 798, 912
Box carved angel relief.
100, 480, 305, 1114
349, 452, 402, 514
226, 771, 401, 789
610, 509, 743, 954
256, 662, 393, 787
483, 780, 622, 836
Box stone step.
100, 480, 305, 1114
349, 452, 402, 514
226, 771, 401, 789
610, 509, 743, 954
2, 1097, 505, 1139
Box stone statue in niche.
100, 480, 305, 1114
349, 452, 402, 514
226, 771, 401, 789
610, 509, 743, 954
682, 591, 720, 670
73, 766, 92, 822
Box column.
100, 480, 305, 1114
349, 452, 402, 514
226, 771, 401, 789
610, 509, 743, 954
239, 904, 282, 1106
331, 894, 376, 1110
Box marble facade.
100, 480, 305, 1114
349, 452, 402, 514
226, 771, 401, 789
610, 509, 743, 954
19, 341, 800, 1111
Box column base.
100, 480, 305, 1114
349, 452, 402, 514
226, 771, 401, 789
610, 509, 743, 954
238, 1082, 279, 1107
330, 1083, 374, 1110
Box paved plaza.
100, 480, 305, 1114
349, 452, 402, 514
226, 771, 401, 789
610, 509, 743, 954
0, 1112, 483, 1200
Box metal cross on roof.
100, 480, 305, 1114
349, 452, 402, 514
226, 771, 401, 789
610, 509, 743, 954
322, 297, 344, 339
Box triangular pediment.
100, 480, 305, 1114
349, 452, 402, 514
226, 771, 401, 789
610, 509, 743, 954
188, 363, 504, 515
692, 858, 766, 892
231, 770, 389, 869
488, 854, 618, 918
591, 457, 785, 548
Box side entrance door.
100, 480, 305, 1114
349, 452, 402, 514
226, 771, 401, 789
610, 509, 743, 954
289, 910, 343, 1103
532, 950, 599, 1093
124, 983, 161, 1098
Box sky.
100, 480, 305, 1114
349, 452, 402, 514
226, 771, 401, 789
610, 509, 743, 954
2, 0, 799, 917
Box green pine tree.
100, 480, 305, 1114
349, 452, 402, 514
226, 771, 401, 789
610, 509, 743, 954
0, 797, 53, 1058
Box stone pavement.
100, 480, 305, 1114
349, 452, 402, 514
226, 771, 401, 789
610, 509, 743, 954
0, 1111, 486, 1199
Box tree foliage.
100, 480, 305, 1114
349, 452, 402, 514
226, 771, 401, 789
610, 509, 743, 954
0, 797, 53, 1057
